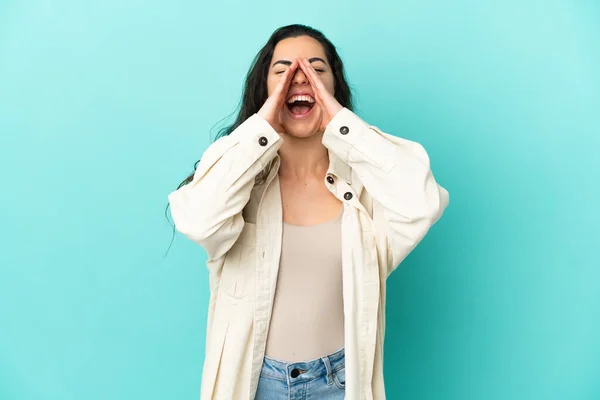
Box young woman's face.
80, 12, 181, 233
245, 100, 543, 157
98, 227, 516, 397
267, 35, 335, 138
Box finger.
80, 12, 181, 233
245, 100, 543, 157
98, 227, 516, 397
284, 59, 300, 93
278, 59, 299, 94
300, 58, 326, 94
300, 60, 330, 115
299, 59, 330, 117
301, 58, 342, 117
272, 61, 299, 108
272, 67, 291, 97
297, 58, 321, 106
301, 59, 337, 125
276, 60, 299, 112
297, 58, 317, 92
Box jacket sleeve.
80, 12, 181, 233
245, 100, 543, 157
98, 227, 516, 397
322, 108, 449, 277
168, 114, 282, 262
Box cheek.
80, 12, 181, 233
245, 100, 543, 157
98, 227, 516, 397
324, 75, 335, 95
267, 75, 278, 96
327, 82, 335, 95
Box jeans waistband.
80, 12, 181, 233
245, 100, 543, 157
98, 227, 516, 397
261, 347, 345, 383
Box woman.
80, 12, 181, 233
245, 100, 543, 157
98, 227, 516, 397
168, 24, 449, 400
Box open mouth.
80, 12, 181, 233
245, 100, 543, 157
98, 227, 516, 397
286, 95, 315, 116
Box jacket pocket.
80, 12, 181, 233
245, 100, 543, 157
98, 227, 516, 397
218, 222, 258, 300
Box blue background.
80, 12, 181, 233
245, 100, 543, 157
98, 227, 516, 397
1, 1, 599, 399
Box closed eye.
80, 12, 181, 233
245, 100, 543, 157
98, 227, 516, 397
275, 67, 326, 75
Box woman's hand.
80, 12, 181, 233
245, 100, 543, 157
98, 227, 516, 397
258, 59, 299, 133
298, 57, 343, 132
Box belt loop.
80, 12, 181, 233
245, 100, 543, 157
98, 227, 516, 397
321, 356, 334, 385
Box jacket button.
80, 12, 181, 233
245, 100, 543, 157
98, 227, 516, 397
290, 368, 300, 378
326, 176, 335, 184
340, 126, 349, 135
344, 192, 353, 200
258, 136, 268, 146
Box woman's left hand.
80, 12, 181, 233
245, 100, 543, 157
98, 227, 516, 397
298, 57, 344, 132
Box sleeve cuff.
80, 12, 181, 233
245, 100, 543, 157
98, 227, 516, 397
322, 107, 370, 163
327, 107, 371, 142
231, 113, 283, 165
322, 108, 398, 173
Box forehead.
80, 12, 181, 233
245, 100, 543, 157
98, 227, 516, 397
271, 36, 327, 63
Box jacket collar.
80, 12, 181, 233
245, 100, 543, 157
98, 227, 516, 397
327, 150, 353, 185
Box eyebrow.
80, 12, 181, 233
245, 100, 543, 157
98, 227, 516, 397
272, 57, 327, 67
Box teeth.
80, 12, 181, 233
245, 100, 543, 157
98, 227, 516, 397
287, 95, 315, 104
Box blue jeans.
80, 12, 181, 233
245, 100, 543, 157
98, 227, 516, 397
254, 347, 346, 400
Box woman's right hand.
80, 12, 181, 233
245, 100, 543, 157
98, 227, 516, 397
257, 59, 299, 133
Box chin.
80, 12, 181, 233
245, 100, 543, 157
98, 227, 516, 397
282, 107, 323, 138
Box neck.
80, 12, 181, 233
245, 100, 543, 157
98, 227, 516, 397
277, 131, 329, 182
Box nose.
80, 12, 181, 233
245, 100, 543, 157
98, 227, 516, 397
292, 68, 308, 85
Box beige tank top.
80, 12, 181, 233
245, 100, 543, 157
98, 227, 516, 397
264, 208, 344, 363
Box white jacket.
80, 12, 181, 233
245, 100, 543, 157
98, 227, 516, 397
168, 108, 449, 399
